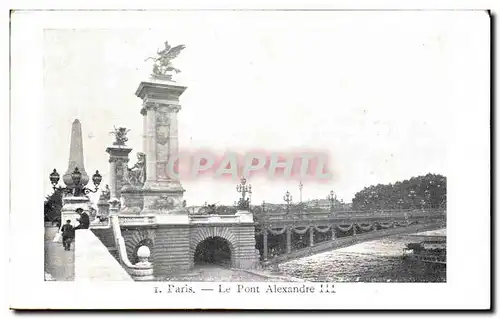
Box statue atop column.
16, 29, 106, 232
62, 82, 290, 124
145, 41, 186, 81
127, 152, 146, 187
110, 126, 131, 146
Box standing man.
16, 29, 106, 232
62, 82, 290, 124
74, 208, 90, 230
60, 220, 74, 251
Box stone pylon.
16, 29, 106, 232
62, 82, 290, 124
60, 119, 92, 226
120, 78, 188, 221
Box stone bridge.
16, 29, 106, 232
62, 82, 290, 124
254, 208, 446, 265
91, 208, 445, 278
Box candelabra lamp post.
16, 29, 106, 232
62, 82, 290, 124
424, 189, 431, 209
408, 190, 417, 210
298, 181, 303, 203
50, 167, 102, 196
327, 190, 336, 213
369, 191, 379, 211
236, 177, 252, 210
283, 190, 292, 215
397, 199, 404, 210
420, 199, 426, 211
49, 167, 102, 226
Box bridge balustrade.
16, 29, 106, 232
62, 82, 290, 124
255, 208, 445, 223
255, 208, 446, 263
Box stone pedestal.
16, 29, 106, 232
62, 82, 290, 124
134, 79, 187, 216
96, 197, 110, 218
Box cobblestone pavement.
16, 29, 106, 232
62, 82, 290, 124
160, 264, 288, 282
44, 226, 75, 281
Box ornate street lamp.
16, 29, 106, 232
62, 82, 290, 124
408, 190, 416, 210
397, 199, 404, 210
298, 181, 303, 203
424, 189, 431, 208
49, 167, 102, 197
420, 199, 426, 210
327, 190, 336, 213
369, 190, 379, 210
49, 169, 60, 190
283, 190, 292, 214
236, 176, 252, 210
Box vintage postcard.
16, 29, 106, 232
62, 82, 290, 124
9, 8, 491, 310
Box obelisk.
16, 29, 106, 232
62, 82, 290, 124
60, 119, 92, 226
63, 119, 89, 188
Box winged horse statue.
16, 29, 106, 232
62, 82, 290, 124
145, 41, 186, 80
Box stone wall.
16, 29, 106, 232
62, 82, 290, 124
153, 225, 191, 275
119, 222, 260, 277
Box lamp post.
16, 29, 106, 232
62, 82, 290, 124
236, 176, 252, 210
49, 167, 102, 197
424, 189, 431, 209
420, 199, 426, 211
408, 190, 416, 210
283, 190, 292, 214
369, 191, 379, 211
298, 181, 303, 203
397, 199, 404, 210
327, 190, 336, 213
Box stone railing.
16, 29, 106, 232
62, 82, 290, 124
190, 214, 241, 224
108, 198, 154, 281
90, 219, 111, 229
256, 209, 446, 223
118, 215, 156, 226
190, 210, 254, 224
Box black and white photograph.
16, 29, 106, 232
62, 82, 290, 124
8, 7, 491, 310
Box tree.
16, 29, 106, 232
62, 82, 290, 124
44, 187, 64, 222
351, 173, 447, 210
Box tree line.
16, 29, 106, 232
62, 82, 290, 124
44, 187, 63, 222
351, 173, 446, 210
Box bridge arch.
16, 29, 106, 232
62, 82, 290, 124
190, 227, 237, 267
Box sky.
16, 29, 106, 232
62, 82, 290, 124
42, 11, 479, 206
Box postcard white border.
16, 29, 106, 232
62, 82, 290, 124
8, 7, 491, 310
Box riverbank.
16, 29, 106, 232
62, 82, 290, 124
158, 265, 299, 282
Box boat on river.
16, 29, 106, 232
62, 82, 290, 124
403, 235, 446, 265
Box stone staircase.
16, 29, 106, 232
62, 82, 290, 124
92, 227, 120, 263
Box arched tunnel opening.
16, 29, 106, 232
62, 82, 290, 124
194, 236, 232, 267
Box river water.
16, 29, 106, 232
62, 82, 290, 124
277, 229, 446, 282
